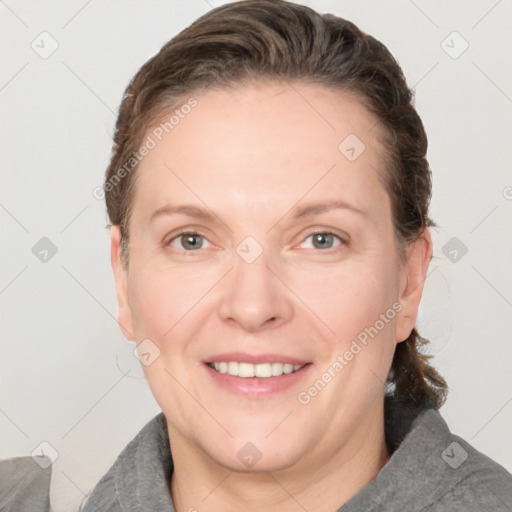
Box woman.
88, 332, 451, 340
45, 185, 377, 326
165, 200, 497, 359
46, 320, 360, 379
82, 1, 512, 510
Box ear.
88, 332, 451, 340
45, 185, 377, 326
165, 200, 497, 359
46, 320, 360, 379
110, 226, 135, 340
395, 229, 432, 343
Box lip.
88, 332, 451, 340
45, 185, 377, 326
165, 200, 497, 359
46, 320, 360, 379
203, 354, 312, 398
204, 352, 309, 365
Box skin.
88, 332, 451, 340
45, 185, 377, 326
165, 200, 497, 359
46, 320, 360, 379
110, 81, 432, 512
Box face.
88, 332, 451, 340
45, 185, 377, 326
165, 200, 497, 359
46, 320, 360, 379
111, 82, 431, 473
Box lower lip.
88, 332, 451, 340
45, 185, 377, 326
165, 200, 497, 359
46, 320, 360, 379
204, 363, 312, 398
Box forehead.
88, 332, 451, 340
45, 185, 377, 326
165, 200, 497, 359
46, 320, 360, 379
131, 81, 390, 224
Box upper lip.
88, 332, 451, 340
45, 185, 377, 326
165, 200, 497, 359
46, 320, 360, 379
205, 352, 310, 365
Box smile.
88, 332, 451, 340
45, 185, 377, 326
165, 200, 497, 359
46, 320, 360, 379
207, 361, 305, 378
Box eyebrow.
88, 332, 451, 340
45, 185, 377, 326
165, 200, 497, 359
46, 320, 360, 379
150, 204, 220, 224
293, 200, 367, 219
149, 200, 368, 225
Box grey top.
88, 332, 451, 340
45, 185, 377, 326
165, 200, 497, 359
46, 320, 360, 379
80, 401, 512, 511
0, 456, 52, 512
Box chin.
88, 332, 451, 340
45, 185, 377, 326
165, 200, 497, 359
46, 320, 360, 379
195, 425, 309, 474
210, 441, 305, 474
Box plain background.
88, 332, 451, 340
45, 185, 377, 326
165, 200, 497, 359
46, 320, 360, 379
1, 0, 511, 510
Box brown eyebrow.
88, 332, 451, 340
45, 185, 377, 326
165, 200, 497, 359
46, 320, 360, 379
293, 200, 367, 219
149, 204, 219, 224
149, 199, 368, 226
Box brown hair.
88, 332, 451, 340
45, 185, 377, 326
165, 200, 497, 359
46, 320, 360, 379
104, 0, 447, 410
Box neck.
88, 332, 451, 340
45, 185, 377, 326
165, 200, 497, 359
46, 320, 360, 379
168, 403, 389, 512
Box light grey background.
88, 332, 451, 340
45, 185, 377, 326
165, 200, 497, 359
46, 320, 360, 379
1, 1, 511, 510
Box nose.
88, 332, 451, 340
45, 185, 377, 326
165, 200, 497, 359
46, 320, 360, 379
218, 250, 294, 332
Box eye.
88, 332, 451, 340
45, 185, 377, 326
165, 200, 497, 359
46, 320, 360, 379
300, 232, 344, 250
168, 232, 211, 251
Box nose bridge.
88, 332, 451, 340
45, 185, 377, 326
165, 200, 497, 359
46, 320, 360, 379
219, 244, 292, 330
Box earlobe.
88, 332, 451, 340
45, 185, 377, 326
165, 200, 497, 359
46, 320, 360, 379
110, 226, 135, 340
395, 229, 433, 343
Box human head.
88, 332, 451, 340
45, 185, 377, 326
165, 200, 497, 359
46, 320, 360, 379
106, 0, 446, 470
105, 0, 446, 410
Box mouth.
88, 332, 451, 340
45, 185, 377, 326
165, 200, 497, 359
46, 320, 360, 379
207, 361, 306, 378
203, 354, 312, 397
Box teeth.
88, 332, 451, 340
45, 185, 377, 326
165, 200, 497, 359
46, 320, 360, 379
255, 364, 272, 378
239, 363, 254, 378
209, 361, 304, 378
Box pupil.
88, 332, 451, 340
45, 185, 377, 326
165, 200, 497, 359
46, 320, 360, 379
314, 233, 332, 249
183, 234, 202, 250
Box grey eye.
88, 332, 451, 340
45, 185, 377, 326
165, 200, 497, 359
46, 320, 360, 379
301, 232, 342, 250
170, 233, 207, 250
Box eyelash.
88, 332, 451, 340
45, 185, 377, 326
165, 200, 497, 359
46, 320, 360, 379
300, 231, 346, 251
167, 232, 213, 251
166, 230, 348, 252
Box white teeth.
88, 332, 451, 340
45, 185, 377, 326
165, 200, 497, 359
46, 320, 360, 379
271, 362, 283, 376
255, 363, 272, 378
209, 361, 305, 378
238, 363, 255, 378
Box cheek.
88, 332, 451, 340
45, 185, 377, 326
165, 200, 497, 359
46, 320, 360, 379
291, 260, 399, 346
127, 274, 170, 340
126, 260, 221, 341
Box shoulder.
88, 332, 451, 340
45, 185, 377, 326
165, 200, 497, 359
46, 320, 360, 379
79, 468, 119, 512
343, 405, 512, 512
0, 456, 52, 512
428, 427, 512, 511
403, 409, 512, 511
80, 413, 170, 512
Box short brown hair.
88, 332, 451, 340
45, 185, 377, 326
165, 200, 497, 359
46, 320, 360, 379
104, 0, 447, 410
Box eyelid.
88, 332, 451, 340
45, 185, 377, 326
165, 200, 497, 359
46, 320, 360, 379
163, 226, 349, 252
163, 224, 212, 241
299, 232, 345, 250
294, 227, 350, 249
164, 228, 215, 250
